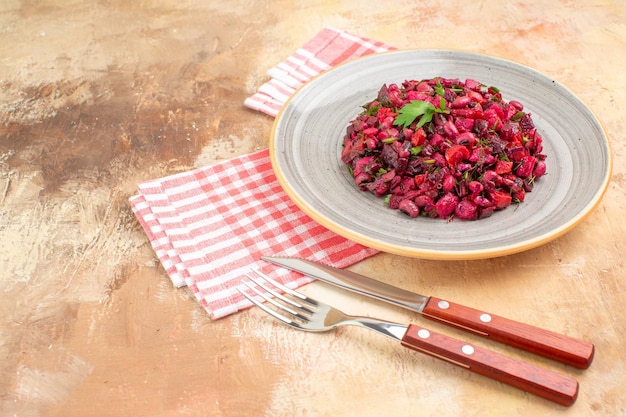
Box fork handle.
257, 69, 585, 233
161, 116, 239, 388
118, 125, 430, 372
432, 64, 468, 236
401, 324, 579, 407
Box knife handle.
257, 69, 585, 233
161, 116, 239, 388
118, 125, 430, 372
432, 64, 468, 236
401, 324, 579, 407
422, 297, 594, 369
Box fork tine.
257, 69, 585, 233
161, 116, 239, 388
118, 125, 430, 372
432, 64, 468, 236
250, 269, 318, 306
236, 284, 296, 325
245, 273, 315, 314
240, 280, 311, 321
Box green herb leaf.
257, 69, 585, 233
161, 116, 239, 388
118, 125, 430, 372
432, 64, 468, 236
439, 97, 446, 111
394, 100, 449, 129
511, 111, 525, 122
394, 100, 436, 129
366, 102, 380, 116
434, 79, 445, 97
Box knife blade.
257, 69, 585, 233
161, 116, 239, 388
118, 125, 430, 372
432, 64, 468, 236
262, 256, 594, 369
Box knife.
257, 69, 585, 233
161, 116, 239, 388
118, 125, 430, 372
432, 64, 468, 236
262, 256, 595, 369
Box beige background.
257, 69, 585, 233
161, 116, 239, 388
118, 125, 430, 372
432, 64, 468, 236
1, 1, 625, 416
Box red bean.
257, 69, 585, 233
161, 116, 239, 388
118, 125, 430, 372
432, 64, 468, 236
473, 195, 493, 208
455, 200, 478, 220
414, 195, 434, 207
510, 100, 524, 111
443, 121, 459, 138
443, 174, 456, 192
435, 193, 459, 218
533, 160, 547, 178
455, 132, 477, 146
468, 181, 484, 194
399, 199, 420, 218
451, 96, 472, 108
483, 170, 499, 182
363, 127, 378, 136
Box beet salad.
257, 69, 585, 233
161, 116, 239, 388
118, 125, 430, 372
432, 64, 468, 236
341, 77, 547, 220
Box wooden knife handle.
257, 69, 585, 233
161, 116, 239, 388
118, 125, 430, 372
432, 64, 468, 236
422, 297, 594, 369
401, 324, 579, 407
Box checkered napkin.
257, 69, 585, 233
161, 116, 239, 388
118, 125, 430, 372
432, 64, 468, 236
130, 28, 393, 320
244, 27, 395, 116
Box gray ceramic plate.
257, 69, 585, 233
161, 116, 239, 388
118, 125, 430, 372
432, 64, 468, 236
270, 50, 612, 260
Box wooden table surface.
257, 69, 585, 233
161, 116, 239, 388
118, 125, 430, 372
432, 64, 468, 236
1, 1, 625, 416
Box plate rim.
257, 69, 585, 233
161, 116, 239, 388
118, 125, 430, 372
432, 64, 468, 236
269, 49, 613, 260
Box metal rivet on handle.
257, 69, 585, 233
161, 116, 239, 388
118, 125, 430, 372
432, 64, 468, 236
417, 329, 430, 339
437, 300, 450, 309
480, 313, 492, 323
462, 345, 475, 355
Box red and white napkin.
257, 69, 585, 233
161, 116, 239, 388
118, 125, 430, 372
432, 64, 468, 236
244, 27, 395, 117
130, 28, 394, 320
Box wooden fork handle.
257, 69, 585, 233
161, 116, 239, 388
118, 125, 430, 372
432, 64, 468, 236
422, 297, 595, 369
401, 324, 579, 407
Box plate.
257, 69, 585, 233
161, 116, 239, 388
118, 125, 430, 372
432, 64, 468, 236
270, 50, 612, 260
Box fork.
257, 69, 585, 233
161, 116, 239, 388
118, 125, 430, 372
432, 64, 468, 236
238, 271, 579, 407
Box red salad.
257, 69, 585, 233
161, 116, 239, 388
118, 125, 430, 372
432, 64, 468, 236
341, 78, 547, 220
